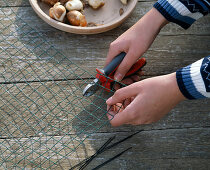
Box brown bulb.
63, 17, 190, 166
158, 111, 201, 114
67, 11, 87, 27
88, 0, 105, 9
49, 2, 66, 22
65, 0, 84, 11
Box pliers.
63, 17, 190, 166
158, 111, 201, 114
83, 52, 146, 97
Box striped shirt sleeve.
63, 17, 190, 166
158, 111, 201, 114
176, 56, 210, 99
154, 0, 210, 29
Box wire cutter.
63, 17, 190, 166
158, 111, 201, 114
83, 52, 146, 97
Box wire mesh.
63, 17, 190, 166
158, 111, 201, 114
0, 1, 123, 169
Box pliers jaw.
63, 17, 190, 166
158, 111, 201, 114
82, 52, 146, 97
82, 68, 113, 97
82, 78, 100, 97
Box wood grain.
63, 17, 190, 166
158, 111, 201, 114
1, 129, 210, 169
0, 0, 210, 169
0, 80, 209, 138
0, 0, 156, 7
1, 2, 210, 35
0, 7, 209, 81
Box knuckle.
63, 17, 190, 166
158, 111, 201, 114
135, 83, 143, 91
118, 64, 130, 73
109, 42, 116, 49
128, 50, 136, 58
114, 89, 122, 98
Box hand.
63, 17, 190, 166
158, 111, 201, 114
106, 8, 168, 81
106, 73, 186, 126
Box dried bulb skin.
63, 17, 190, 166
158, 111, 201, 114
49, 7, 54, 18
41, 0, 59, 6
65, 0, 84, 11
49, 2, 66, 22
67, 11, 87, 27
120, 0, 127, 5
53, 2, 62, 7
88, 0, 105, 9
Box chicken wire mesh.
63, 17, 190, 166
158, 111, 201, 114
0, 1, 121, 169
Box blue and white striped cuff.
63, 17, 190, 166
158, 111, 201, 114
176, 58, 210, 100
154, 0, 204, 29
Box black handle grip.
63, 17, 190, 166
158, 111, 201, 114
103, 52, 126, 76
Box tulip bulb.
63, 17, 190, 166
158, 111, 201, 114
67, 10, 87, 27
65, 0, 84, 11
88, 0, 105, 9
49, 2, 66, 22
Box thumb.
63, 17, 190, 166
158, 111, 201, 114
114, 51, 140, 81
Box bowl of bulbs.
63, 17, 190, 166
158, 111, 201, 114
29, 0, 138, 34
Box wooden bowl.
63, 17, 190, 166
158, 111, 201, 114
29, 0, 138, 34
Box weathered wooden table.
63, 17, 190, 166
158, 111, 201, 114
0, 0, 210, 169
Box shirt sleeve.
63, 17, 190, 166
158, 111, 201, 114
176, 56, 210, 99
153, 0, 210, 29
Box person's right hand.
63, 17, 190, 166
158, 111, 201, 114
106, 8, 168, 81
106, 73, 186, 126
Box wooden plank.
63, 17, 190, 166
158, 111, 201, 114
0, 2, 209, 137
1, 128, 210, 169
0, 33, 209, 82
0, 0, 156, 7
0, 80, 209, 138
0, 134, 97, 169
1, 3, 210, 35
0, 1, 209, 170
0, 7, 209, 81
0, 0, 30, 7
61, 97, 210, 133
1, 27, 209, 55
0, 80, 110, 138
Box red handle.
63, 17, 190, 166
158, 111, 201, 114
107, 58, 146, 78
124, 58, 146, 77
96, 58, 146, 92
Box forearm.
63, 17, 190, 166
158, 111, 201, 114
153, 0, 210, 29
151, 1, 209, 99
132, 8, 169, 36
176, 56, 210, 99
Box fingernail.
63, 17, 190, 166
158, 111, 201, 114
114, 73, 123, 81
106, 97, 112, 104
